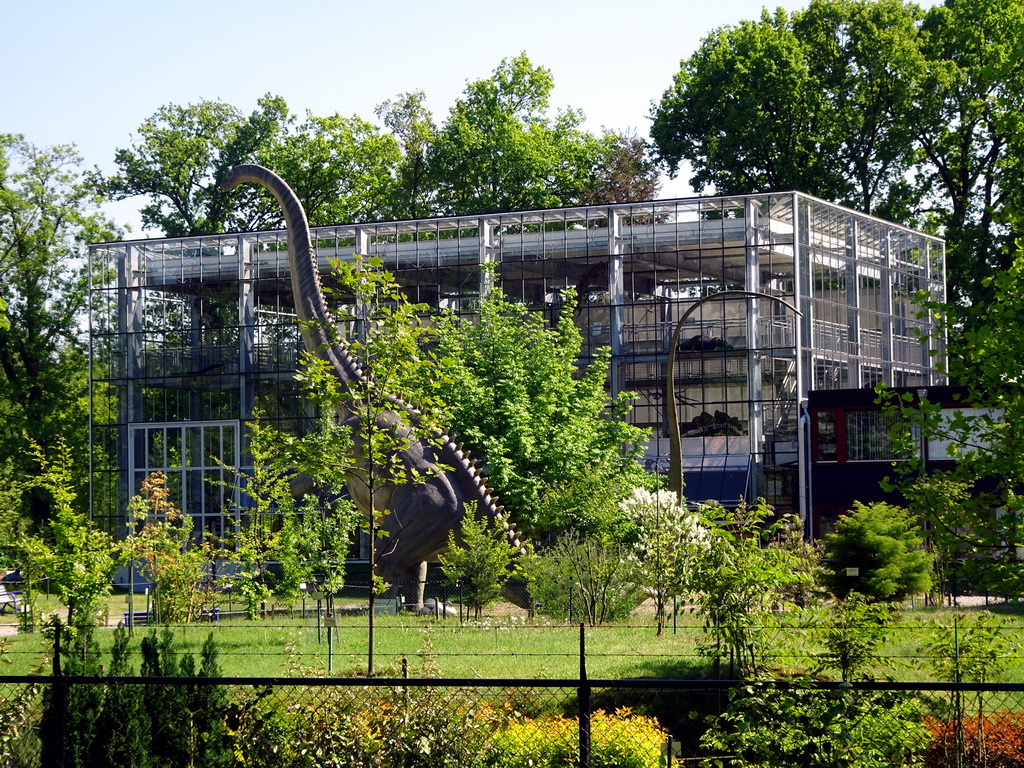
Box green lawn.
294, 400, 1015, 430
4, 594, 1024, 682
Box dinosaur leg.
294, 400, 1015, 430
404, 560, 427, 612
377, 556, 428, 612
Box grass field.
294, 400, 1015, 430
3, 592, 1024, 682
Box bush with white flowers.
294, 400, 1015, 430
621, 488, 708, 635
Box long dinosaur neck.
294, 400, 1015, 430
220, 164, 524, 554
220, 164, 366, 391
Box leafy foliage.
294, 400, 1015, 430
488, 708, 667, 768
701, 683, 928, 768
823, 501, 933, 601
18, 439, 120, 630
690, 501, 808, 678
124, 472, 217, 624
815, 595, 897, 681
434, 280, 647, 537
40, 625, 105, 768
427, 54, 606, 215
651, 1, 919, 214
231, 685, 522, 768
103, 95, 401, 237
650, 0, 1024, 309
102, 95, 291, 236
0, 135, 117, 525
885, 254, 1024, 595
926, 612, 1011, 685
439, 515, 516, 619
769, 521, 827, 608
41, 625, 229, 767
523, 533, 642, 626
621, 488, 707, 636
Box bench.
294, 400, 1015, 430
0, 589, 21, 615
122, 607, 219, 626
123, 610, 152, 626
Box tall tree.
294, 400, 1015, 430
266, 112, 401, 227
433, 283, 648, 537
908, 0, 1024, 308
376, 91, 437, 219
651, 0, 1024, 311
102, 95, 292, 236
582, 130, 662, 205
427, 53, 607, 215
883, 253, 1024, 594
650, 1, 920, 215
793, 0, 923, 217
0, 135, 117, 524
103, 96, 401, 235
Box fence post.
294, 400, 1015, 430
52, 615, 67, 768
578, 622, 591, 768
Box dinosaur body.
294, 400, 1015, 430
221, 164, 522, 610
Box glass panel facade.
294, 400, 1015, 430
89, 192, 944, 532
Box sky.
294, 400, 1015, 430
3, 0, 814, 235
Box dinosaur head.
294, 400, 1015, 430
219, 163, 264, 193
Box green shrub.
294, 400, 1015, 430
440, 515, 515, 619
524, 533, 642, 625
487, 707, 667, 768
823, 501, 933, 601
701, 682, 928, 768
231, 686, 521, 768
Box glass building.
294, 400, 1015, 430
88, 191, 945, 536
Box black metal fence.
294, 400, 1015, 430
5, 673, 1024, 767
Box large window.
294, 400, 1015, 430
128, 421, 240, 537
845, 410, 916, 462
816, 410, 838, 461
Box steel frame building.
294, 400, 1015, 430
88, 191, 945, 536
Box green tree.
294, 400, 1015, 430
376, 90, 437, 219
103, 96, 401, 236
815, 594, 897, 681
102, 95, 291, 236
883, 254, 1024, 594
691, 501, 807, 678
701, 683, 927, 768
622, 488, 707, 636
96, 627, 150, 765
427, 53, 607, 215
19, 439, 120, 631
267, 112, 400, 226
321, 256, 450, 675
650, 0, 1024, 311
433, 282, 648, 537
124, 472, 216, 624
908, 0, 1024, 309
823, 501, 933, 601
651, 2, 920, 214
0, 135, 117, 525
927, 612, 1010, 685
523, 532, 641, 626
439, 515, 515, 619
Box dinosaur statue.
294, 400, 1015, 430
221, 164, 523, 610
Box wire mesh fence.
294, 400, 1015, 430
8, 602, 1024, 682
5, 675, 1024, 767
